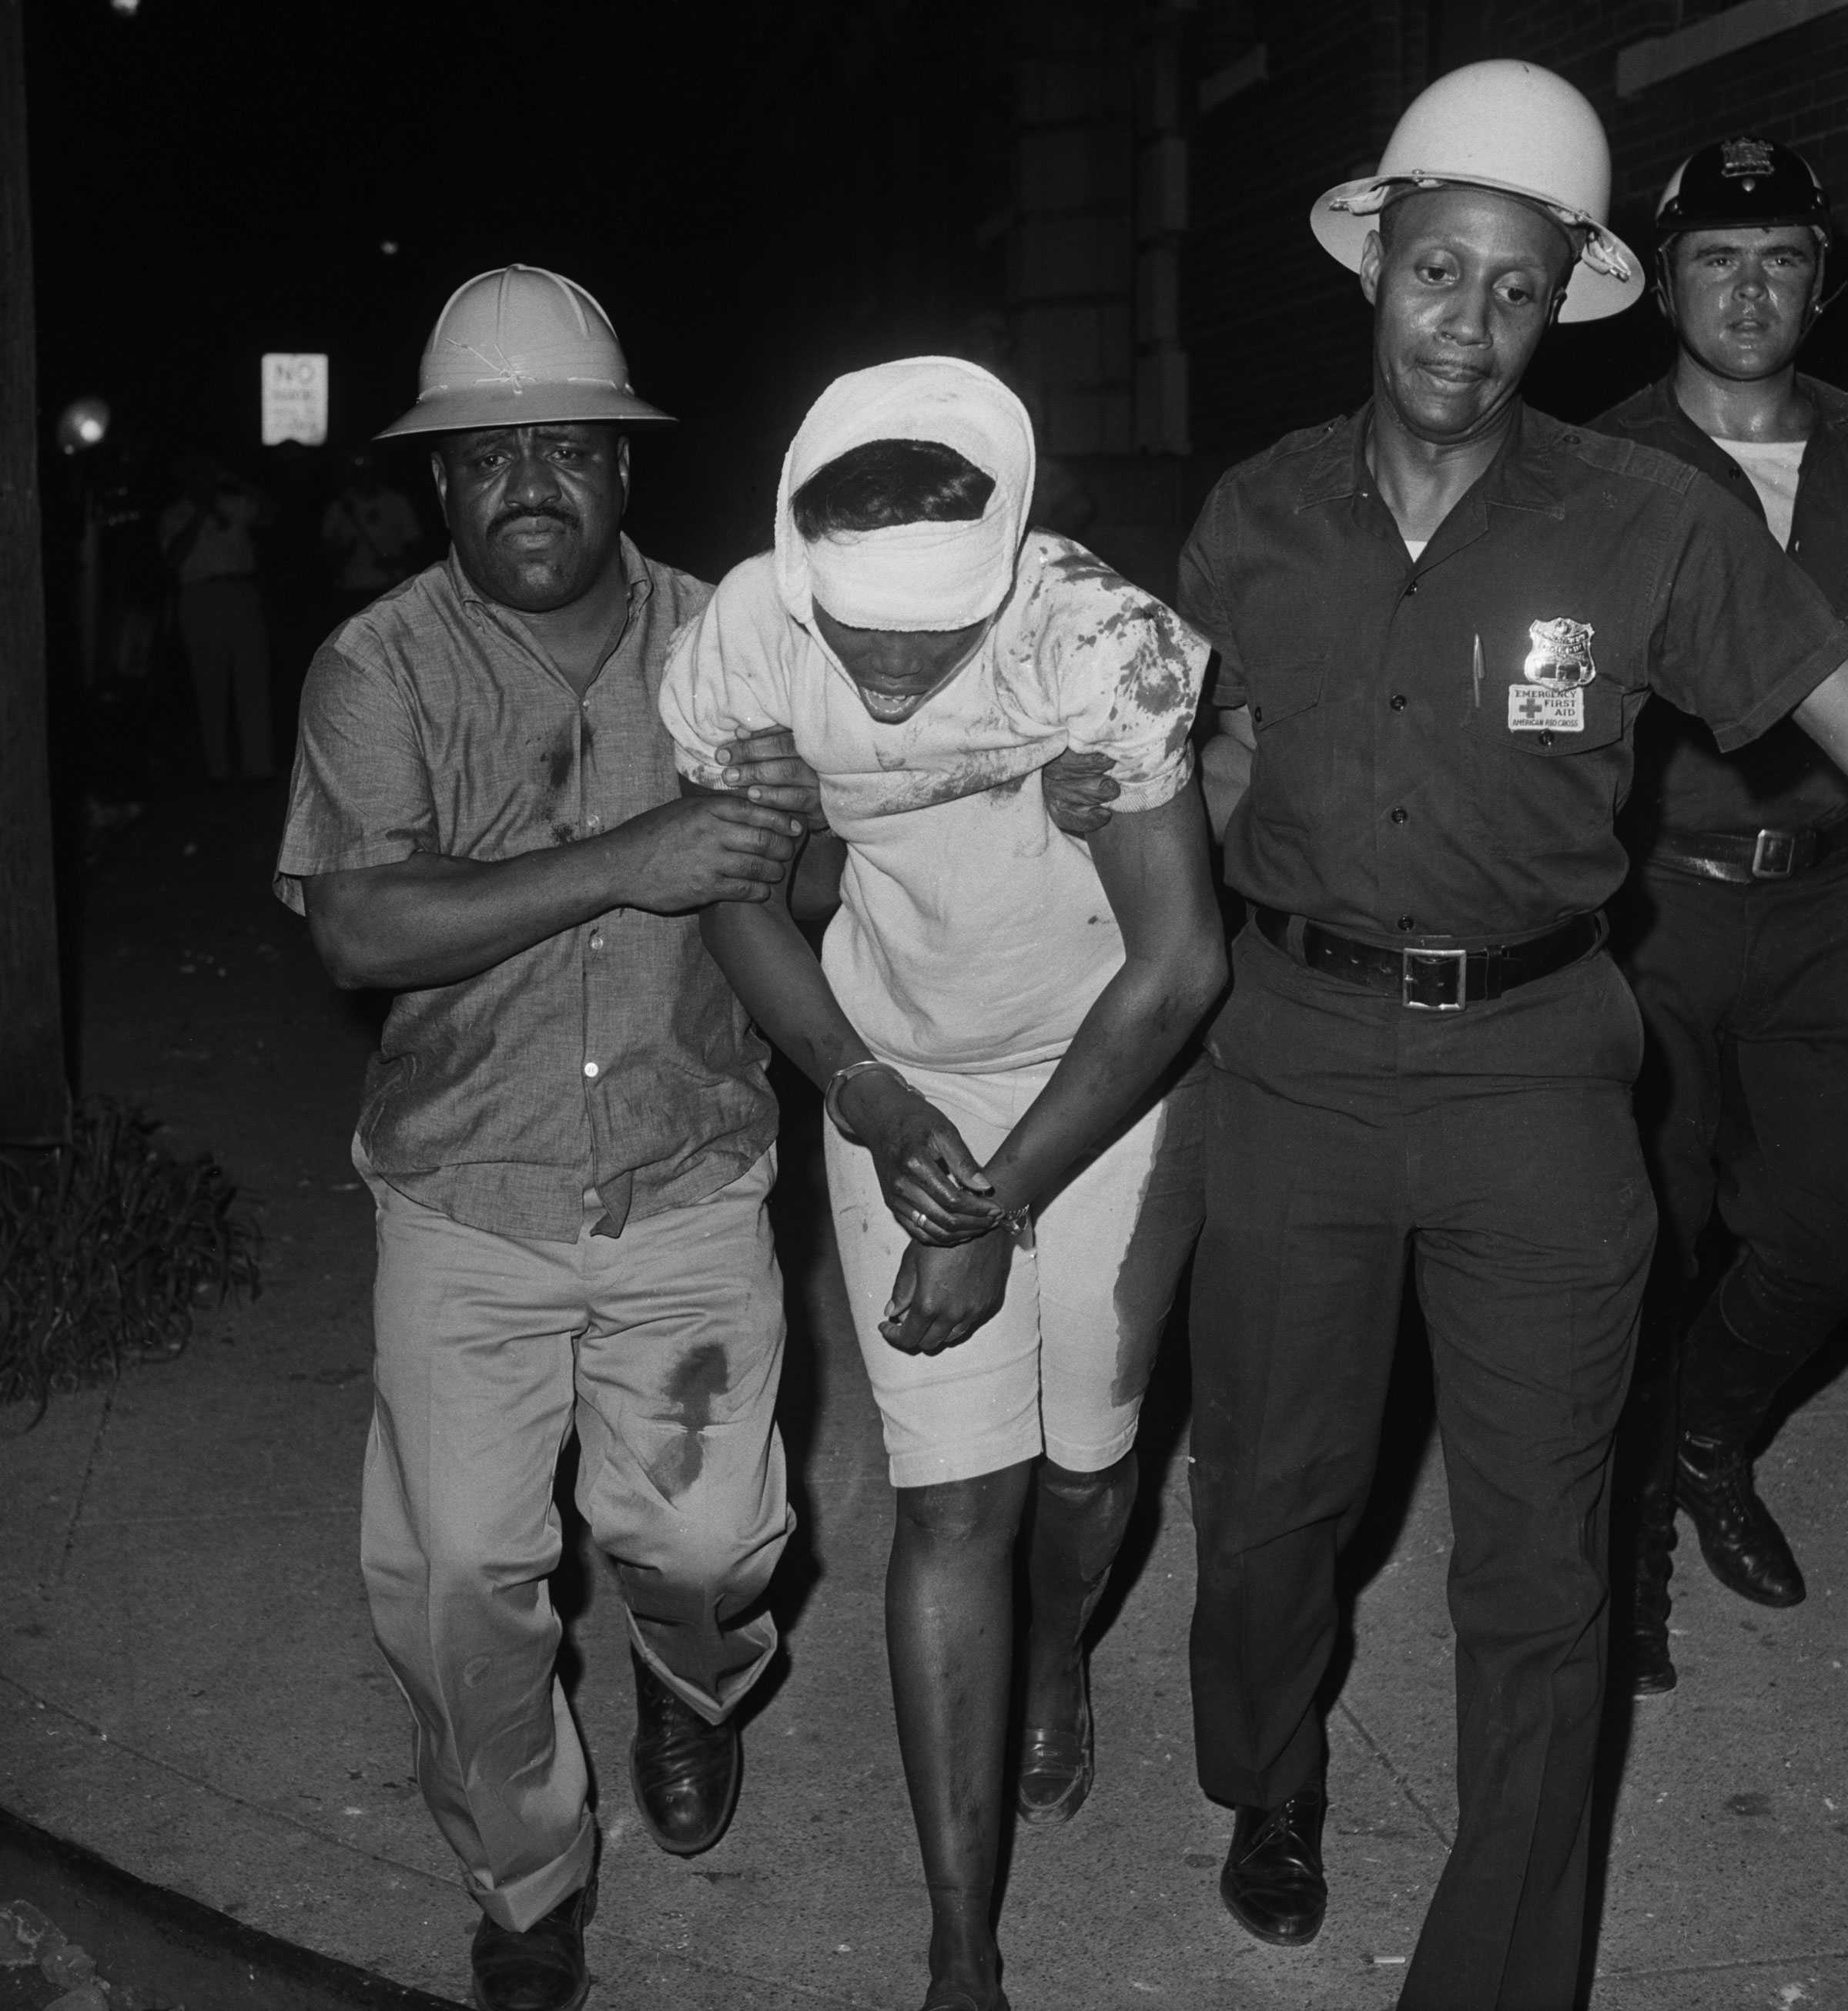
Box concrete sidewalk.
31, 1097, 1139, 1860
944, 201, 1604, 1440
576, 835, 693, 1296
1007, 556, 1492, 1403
3, 783, 1844, 2010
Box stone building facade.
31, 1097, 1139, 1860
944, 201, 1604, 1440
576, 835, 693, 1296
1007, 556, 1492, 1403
993, 0, 1848, 594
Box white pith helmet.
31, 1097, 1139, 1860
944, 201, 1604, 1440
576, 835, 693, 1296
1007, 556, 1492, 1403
1311, 59, 1643, 323
377, 263, 674, 439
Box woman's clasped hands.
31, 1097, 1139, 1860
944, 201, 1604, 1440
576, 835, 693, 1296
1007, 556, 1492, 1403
834, 1065, 1019, 1358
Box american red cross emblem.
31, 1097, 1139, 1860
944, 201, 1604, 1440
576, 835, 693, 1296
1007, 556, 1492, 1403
1513, 690, 1547, 722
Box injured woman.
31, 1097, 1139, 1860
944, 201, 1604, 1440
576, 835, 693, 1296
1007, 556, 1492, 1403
658, 355, 1224, 2011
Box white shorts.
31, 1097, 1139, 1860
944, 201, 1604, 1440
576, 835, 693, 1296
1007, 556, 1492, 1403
825, 1058, 1205, 1489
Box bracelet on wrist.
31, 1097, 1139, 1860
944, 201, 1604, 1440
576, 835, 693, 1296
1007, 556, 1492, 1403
991, 1199, 1035, 1249
823, 1058, 908, 1145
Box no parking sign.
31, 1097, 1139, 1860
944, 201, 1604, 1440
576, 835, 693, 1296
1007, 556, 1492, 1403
260, 353, 329, 446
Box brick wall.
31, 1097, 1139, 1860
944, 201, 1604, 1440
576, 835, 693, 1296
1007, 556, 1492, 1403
1181, 0, 1848, 484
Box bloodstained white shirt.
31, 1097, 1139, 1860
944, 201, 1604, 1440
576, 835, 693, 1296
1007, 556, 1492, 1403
659, 531, 1208, 1074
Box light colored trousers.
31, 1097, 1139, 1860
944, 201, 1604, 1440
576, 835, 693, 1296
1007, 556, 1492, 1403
358, 1148, 791, 1930
827, 1058, 1206, 1489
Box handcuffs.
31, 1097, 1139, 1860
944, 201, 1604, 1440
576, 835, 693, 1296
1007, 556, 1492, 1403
823, 1058, 1034, 1247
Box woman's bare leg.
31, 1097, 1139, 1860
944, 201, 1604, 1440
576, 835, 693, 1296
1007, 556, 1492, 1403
887, 1461, 1033, 2004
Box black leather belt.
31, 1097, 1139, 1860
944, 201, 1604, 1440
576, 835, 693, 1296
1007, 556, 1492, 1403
1254, 906, 1603, 1011
1649, 819, 1848, 884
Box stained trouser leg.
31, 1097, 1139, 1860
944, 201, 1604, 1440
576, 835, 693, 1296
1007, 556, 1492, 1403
1398, 1067, 1653, 2010
358, 1165, 596, 1934
1188, 937, 1411, 1813
573, 1151, 792, 1722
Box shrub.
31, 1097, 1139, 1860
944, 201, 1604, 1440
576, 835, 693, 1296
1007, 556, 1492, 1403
0, 1097, 261, 1419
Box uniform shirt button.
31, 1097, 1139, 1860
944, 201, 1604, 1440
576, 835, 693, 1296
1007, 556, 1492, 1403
586, 813, 601, 830
583, 1061, 601, 1079
1397, 914, 1415, 932
1538, 730, 1554, 748
589, 933, 604, 951
1404, 579, 1419, 595
1391, 806, 1408, 824
1390, 693, 1408, 711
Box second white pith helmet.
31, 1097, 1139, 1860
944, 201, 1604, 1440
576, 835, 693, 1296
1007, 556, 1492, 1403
1311, 59, 1643, 323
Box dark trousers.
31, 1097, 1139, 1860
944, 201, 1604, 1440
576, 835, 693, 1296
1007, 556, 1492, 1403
1189, 924, 1654, 2011
176, 578, 273, 780
1620, 853, 1848, 1325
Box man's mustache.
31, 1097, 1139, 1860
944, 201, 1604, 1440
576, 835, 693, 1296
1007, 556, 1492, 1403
489, 504, 579, 535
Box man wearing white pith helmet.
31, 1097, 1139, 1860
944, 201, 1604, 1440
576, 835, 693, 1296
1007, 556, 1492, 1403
1173, 62, 1848, 2006
275, 266, 814, 2011
1595, 139, 1848, 1701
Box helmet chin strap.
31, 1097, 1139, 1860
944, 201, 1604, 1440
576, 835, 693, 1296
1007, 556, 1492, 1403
1810, 240, 1841, 324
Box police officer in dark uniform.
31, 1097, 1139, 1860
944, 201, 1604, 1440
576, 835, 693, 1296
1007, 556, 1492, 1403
1177, 63, 1848, 2011
1595, 137, 1848, 1697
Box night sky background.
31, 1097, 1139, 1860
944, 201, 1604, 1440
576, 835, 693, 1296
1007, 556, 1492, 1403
26, 0, 1013, 581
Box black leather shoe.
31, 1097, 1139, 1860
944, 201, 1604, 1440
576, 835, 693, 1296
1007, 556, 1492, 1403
1218, 1788, 1327, 1946
470, 1878, 594, 2011
630, 1649, 741, 1855
1016, 1665, 1094, 1826
1678, 1436, 1806, 1607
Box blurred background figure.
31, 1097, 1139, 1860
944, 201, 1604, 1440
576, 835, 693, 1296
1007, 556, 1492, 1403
320, 450, 424, 614
158, 451, 274, 781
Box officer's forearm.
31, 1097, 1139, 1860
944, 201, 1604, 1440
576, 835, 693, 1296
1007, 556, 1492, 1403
1794, 660, 1848, 776
303, 848, 630, 991
698, 897, 868, 1089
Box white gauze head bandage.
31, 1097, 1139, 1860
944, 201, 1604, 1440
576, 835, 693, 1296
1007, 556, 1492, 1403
775, 356, 1036, 633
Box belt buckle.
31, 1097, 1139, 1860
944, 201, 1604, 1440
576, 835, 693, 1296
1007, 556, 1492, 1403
1401, 945, 1468, 1011
1752, 829, 1796, 878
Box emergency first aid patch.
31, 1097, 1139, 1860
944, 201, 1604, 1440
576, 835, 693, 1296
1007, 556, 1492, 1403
1507, 685, 1585, 732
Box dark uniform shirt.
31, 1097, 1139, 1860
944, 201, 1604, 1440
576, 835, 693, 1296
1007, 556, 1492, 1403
275, 538, 777, 1243
1178, 401, 1848, 947
1594, 372, 1848, 837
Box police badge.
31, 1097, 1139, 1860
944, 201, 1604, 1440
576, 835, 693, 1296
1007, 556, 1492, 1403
1522, 617, 1597, 692
1721, 136, 1776, 184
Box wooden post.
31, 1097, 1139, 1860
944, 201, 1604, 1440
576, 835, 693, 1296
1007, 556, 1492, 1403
0, 0, 70, 1147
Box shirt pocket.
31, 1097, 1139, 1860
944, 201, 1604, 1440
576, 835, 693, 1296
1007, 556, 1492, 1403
1461, 673, 1631, 857
1245, 657, 1332, 830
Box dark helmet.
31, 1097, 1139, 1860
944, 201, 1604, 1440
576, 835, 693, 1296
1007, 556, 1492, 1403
1655, 135, 1830, 240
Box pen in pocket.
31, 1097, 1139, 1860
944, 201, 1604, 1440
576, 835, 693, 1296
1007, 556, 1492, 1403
1471, 633, 1484, 709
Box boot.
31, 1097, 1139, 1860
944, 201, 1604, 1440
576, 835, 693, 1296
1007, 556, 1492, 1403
1628, 1453, 1680, 1693
1613, 1319, 1680, 1695
1676, 1290, 1806, 1609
